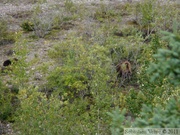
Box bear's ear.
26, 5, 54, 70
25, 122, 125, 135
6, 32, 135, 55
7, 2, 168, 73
3, 59, 12, 66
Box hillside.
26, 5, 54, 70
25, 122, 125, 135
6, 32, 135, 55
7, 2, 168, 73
0, 0, 179, 134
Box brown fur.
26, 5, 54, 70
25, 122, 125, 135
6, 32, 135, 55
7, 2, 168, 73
116, 60, 132, 82
110, 61, 132, 88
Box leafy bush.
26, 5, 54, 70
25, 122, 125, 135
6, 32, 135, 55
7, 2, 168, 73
0, 33, 28, 121
138, 0, 156, 25
47, 35, 113, 99
14, 88, 63, 135
134, 0, 179, 41
32, 35, 113, 134
14, 86, 112, 135
48, 37, 92, 99
0, 79, 19, 121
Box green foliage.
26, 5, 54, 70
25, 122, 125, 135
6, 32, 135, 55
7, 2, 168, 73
148, 30, 180, 85
125, 90, 148, 116
154, 3, 179, 31
20, 20, 34, 32
133, 97, 180, 128
105, 35, 143, 64
14, 87, 111, 134
48, 37, 91, 99
119, 26, 139, 37
138, 0, 156, 25
48, 35, 112, 99
0, 19, 15, 45
107, 108, 131, 135
108, 97, 180, 134
32, 16, 53, 38
64, 0, 77, 13
134, 0, 179, 37
0, 32, 28, 122
0, 80, 12, 121
0, 79, 19, 121
108, 28, 180, 133
94, 4, 121, 22
10, 32, 29, 87
14, 88, 63, 135
3, 1, 179, 134
46, 35, 114, 134
15, 55, 114, 134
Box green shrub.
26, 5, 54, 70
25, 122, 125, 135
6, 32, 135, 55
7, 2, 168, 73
14, 86, 112, 135
48, 37, 92, 99
14, 88, 64, 135
108, 97, 180, 135
107, 108, 131, 135
133, 97, 180, 128
0, 19, 15, 45
108, 29, 180, 133
9, 32, 29, 87
148, 28, 180, 85
0, 80, 12, 121
0, 80, 19, 121
0, 33, 28, 121
139, 0, 156, 25
48, 35, 113, 97
93, 3, 122, 23
64, 0, 77, 13
134, 0, 179, 40
20, 20, 34, 32
125, 90, 148, 116
46, 35, 114, 134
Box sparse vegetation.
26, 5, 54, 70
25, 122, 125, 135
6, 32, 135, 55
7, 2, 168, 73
0, 19, 15, 45
0, 0, 179, 134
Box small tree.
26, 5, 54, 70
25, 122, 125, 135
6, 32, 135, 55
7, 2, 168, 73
148, 29, 180, 85
132, 97, 180, 128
